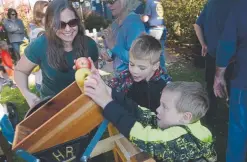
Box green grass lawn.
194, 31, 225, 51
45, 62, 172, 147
0, 60, 228, 162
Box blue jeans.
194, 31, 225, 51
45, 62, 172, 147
227, 88, 247, 162
11, 42, 21, 54
148, 27, 167, 72
11, 42, 21, 61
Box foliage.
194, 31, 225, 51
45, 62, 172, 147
84, 12, 111, 31
162, 0, 206, 44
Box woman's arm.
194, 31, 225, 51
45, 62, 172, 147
3, 20, 20, 33
14, 20, 25, 34
14, 55, 40, 108
111, 22, 146, 64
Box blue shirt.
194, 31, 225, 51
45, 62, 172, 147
110, 13, 146, 74
196, 0, 233, 57
135, 2, 145, 14
216, 0, 247, 89
144, 0, 165, 27
135, 3, 150, 32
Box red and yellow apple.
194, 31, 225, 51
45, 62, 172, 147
75, 57, 91, 70
75, 68, 91, 87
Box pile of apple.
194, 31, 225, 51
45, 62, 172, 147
74, 57, 92, 88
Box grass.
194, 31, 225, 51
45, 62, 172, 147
0, 60, 228, 162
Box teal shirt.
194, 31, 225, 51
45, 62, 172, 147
25, 35, 98, 98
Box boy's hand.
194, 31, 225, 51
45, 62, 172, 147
84, 71, 113, 109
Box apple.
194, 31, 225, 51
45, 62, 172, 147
75, 68, 91, 87
75, 57, 91, 70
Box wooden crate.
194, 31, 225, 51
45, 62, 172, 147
12, 80, 155, 161
12, 82, 104, 154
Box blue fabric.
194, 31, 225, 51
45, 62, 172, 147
144, 0, 165, 27
216, 0, 247, 89
226, 88, 247, 162
0, 115, 14, 143
196, 0, 233, 57
135, 3, 145, 14
135, 2, 150, 32
11, 42, 21, 53
110, 13, 146, 73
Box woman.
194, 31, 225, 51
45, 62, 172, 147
28, 1, 48, 93
29, 0, 48, 42
14, 0, 99, 108
101, 0, 146, 75
3, 8, 25, 60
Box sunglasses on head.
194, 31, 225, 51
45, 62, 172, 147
60, 19, 78, 29
105, 0, 117, 5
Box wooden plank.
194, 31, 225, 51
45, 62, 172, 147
115, 137, 156, 162
13, 82, 81, 147
12, 94, 104, 153
115, 137, 140, 160
130, 152, 156, 162
23, 82, 81, 128
108, 123, 121, 162
90, 134, 124, 158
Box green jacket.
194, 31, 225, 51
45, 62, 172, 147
103, 90, 217, 162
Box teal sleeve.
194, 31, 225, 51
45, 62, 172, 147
216, 11, 237, 67
87, 37, 99, 62
111, 22, 145, 64
25, 36, 45, 65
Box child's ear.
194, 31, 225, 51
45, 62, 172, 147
182, 112, 193, 124
153, 62, 160, 70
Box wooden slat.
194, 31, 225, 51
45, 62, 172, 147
23, 82, 81, 128
108, 123, 121, 162
114, 137, 156, 162
12, 94, 104, 153
13, 82, 81, 147
90, 134, 124, 158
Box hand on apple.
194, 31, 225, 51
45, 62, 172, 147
84, 72, 112, 109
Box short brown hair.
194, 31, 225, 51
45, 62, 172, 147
130, 35, 162, 65
164, 81, 209, 122
33, 1, 49, 27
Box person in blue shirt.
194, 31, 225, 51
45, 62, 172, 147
194, 0, 233, 123
101, 0, 146, 75
142, 0, 166, 72
213, 0, 247, 161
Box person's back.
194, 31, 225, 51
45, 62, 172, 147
214, 1, 247, 161
198, 0, 233, 56
227, 0, 247, 88
109, 35, 171, 112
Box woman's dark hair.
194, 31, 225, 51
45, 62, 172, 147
7, 8, 18, 19
45, 0, 88, 72
33, 1, 49, 27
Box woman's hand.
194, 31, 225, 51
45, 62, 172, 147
99, 47, 112, 62
102, 28, 116, 50
24, 91, 41, 108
